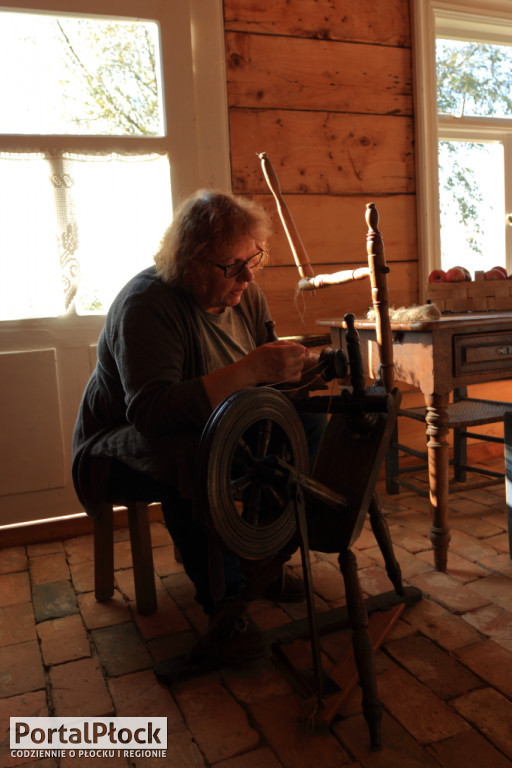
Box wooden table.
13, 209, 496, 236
319, 311, 512, 571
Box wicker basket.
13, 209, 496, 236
426, 270, 512, 312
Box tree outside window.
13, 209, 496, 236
0, 11, 172, 320
436, 37, 512, 274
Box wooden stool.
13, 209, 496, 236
94, 500, 157, 616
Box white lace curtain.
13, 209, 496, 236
0, 151, 172, 320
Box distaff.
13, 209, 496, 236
258, 151, 370, 289
258, 152, 370, 291
258, 153, 394, 392
258, 152, 315, 281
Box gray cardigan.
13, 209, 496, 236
72, 266, 272, 514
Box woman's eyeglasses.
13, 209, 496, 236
213, 249, 265, 279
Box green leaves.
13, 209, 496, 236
437, 39, 512, 118
55, 18, 162, 136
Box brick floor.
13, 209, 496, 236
1, 471, 512, 767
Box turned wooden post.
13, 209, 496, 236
425, 392, 451, 571
366, 203, 394, 393
338, 548, 383, 751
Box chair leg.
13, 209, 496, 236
94, 504, 114, 602
505, 413, 512, 560
338, 548, 382, 751
453, 427, 467, 482
452, 387, 468, 482
385, 423, 400, 494
127, 502, 157, 616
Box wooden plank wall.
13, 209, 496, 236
223, 0, 508, 464
223, 0, 417, 336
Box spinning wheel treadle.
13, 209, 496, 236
196, 387, 309, 560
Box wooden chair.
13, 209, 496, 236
505, 412, 512, 557
94, 499, 158, 616
386, 387, 510, 497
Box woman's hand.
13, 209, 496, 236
202, 341, 307, 410
243, 340, 307, 384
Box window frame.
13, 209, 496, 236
0, 0, 231, 323
412, 0, 512, 298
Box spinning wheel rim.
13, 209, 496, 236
197, 387, 309, 559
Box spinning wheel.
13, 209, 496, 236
195, 321, 407, 751
156, 155, 421, 754
196, 156, 420, 751
196, 386, 309, 560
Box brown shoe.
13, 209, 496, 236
241, 552, 305, 603
263, 566, 306, 603
187, 597, 268, 664
216, 611, 269, 662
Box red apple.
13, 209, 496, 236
491, 265, 508, 277
484, 268, 507, 280
453, 265, 472, 281
442, 267, 467, 282
428, 269, 446, 283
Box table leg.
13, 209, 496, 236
425, 393, 451, 571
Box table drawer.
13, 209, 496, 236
453, 331, 512, 375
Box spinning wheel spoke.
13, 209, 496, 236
233, 422, 291, 526
254, 418, 273, 458
265, 484, 286, 506
197, 388, 309, 559
277, 442, 292, 463
234, 437, 257, 467
243, 484, 263, 527
229, 472, 254, 497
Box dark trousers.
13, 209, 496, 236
108, 411, 326, 615
108, 459, 244, 614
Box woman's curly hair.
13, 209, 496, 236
154, 189, 272, 291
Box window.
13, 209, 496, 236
0, 0, 230, 321
0, 0, 229, 528
412, 0, 512, 293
